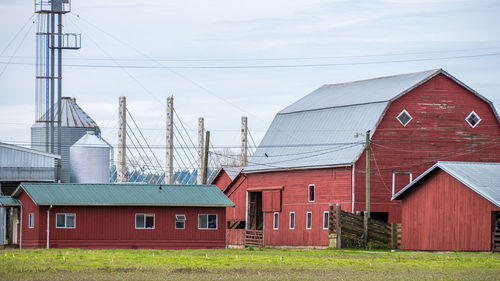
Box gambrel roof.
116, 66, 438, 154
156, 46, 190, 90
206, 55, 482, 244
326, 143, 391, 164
245, 69, 499, 172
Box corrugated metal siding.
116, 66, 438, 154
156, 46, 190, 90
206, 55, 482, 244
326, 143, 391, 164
0, 146, 56, 181
245, 102, 387, 171
20, 183, 234, 207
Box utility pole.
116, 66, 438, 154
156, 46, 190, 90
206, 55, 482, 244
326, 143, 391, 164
202, 131, 210, 184
117, 96, 127, 182
165, 97, 174, 184
197, 117, 204, 184
364, 130, 371, 247
241, 116, 248, 166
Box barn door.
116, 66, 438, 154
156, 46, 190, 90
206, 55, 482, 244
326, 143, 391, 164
248, 192, 263, 230
493, 212, 500, 252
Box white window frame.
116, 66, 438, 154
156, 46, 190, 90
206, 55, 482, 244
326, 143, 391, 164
323, 211, 329, 230
55, 213, 76, 229
175, 214, 186, 229
289, 212, 295, 230
198, 214, 218, 230
308, 184, 315, 202
396, 109, 413, 127
392, 171, 413, 196
306, 211, 312, 230
273, 212, 279, 230
28, 213, 35, 228
135, 213, 155, 229
465, 110, 482, 128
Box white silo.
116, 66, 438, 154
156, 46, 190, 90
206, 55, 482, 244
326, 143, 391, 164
69, 131, 110, 183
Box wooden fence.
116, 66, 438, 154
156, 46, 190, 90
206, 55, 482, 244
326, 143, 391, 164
328, 204, 401, 249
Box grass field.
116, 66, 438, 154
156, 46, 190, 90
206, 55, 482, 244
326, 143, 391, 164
1, 248, 499, 280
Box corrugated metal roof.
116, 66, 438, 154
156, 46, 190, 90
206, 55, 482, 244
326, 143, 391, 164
0, 142, 60, 159
72, 131, 110, 148
0, 196, 21, 206
392, 161, 500, 207
245, 102, 387, 172
223, 166, 243, 181
15, 183, 234, 207
32, 97, 99, 128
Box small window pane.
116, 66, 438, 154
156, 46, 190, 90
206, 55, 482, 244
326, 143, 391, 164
273, 213, 279, 230
323, 212, 329, 230
309, 185, 315, 202
136, 214, 145, 228
207, 215, 217, 229
199, 214, 208, 229
175, 221, 185, 229
466, 111, 481, 128
145, 215, 154, 228
306, 212, 312, 229
29, 213, 35, 228
66, 215, 75, 228
397, 110, 412, 127
290, 212, 295, 229
56, 214, 65, 228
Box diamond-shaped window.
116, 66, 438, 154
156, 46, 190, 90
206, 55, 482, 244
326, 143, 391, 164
466, 111, 481, 128
397, 110, 412, 127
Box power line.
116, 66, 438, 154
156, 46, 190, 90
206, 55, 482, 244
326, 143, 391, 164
0, 15, 35, 79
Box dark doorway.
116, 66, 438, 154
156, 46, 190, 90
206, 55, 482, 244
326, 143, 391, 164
371, 212, 389, 223
248, 192, 263, 230
493, 212, 500, 252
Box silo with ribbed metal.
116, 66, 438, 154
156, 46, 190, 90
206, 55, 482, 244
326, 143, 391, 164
70, 131, 110, 183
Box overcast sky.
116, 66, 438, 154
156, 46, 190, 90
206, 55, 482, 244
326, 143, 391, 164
1, 0, 500, 167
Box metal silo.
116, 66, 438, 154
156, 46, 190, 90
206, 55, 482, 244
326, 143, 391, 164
70, 131, 110, 183
31, 97, 100, 183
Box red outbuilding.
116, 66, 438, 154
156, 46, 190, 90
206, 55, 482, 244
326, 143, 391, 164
7, 183, 233, 249
217, 69, 500, 247
392, 161, 500, 251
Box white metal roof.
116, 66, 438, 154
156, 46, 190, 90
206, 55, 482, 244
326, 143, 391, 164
32, 97, 99, 128
245, 69, 499, 172
392, 161, 500, 208
0, 142, 60, 159
72, 131, 110, 148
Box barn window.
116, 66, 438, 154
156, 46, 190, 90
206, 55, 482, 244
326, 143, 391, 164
273, 212, 279, 230
466, 111, 481, 128
198, 214, 217, 229
289, 212, 295, 229
175, 214, 186, 229
306, 212, 312, 230
308, 184, 315, 202
29, 213, 35, 228
135, 214, 155, 229
56, 213, 76, 228
396, 109, 413, 127
323, 211, 329, 230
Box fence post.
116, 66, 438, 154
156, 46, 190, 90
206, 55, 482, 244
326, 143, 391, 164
364, 212, 369, 247
336, 204, 342, 249
391, 223, 397, 249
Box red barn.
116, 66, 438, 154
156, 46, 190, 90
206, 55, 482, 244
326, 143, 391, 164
392, 161, 500, 251
224, 69, 500, 247
9, 183, 233, 249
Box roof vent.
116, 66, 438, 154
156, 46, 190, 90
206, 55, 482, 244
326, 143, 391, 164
466, 111, 481, 128
396, 109, 412, 127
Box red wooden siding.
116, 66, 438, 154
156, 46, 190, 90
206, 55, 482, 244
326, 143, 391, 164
225, 175, 248, 222
212, 170, 232, 191
262, 190, 281, 212
354, 73, 500, 223
18, 191, 227, 249
401, 169, 500, 251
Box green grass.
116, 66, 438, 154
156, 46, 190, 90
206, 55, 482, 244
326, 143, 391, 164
1, 248, 499, 280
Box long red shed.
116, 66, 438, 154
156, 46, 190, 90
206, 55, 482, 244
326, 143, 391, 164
9, 183, 233, 249
392, 161, 500, 251
217, 69, 500, 247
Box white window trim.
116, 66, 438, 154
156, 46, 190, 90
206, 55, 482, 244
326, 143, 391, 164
175, 214, 186, 230
55, 213, 76, 229
273, 212, 279, 230
308, 184, 315, 202
135, 213, 155, 229
306, 211, 312, 230
29, 213, 35, 228
391, 171, 413, 196
198, 214, 218, 230
465, 110, 482, 128
323, 211, 329, 230
289, 212, 295, 230
396, 109, 413, 127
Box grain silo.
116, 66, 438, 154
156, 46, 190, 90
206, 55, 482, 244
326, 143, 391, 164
31, 97, 100, 183
70, 131, 111, 183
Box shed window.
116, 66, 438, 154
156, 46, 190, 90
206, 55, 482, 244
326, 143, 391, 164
175, 214, 186, 229
56, 213, 75, 228
289, 212, 295, 229
29, 213, 35, 228
306, 212, 312, 230
466, 111, 481, 128
273, 212, 279, 230
323, 211, 329, 230
397, 109, 413, 127
198, 214, 217, 229
308, 184, 315, 202
135, 214, 155, 229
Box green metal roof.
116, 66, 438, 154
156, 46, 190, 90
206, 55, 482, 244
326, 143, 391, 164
0, 196, 21, 206
15, 183, 234, 207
